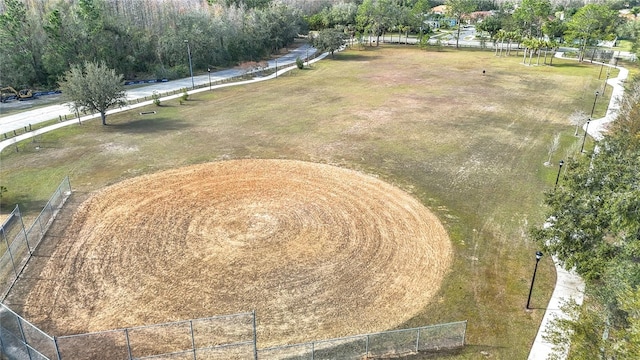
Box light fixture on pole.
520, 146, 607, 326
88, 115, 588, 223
185, 40, 194, 89
208, 67, 211, 91
526, 251, 543, 309
554, 160, 564, 190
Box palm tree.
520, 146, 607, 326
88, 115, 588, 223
496, 29, 506, 56
522, 37, 533, 64
547, 40, 559, 66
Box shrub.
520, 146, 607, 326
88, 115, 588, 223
296, 56, 304, 69
152, 91, 161, 106
181, 88, 189, 102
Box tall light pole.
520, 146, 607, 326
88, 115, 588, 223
185, 40, 194, 89
554, 160, 564, 190
207, 67, 211, 91
598, 62, 605, 79
581, 91, 599, 153
602, 71, 610, 95
526, 251, 543, 309
590, 90, 599, 119
581, 119, 591, 153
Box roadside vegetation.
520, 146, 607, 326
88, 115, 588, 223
0, 46, 614, 358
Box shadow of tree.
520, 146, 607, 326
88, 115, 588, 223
105, 117, 192, 134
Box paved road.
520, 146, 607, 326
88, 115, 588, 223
0, 44, 316, 134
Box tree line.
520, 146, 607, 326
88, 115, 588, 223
0, 0, 303, 89
532, 76, 640, 358
2, 0, 635, 90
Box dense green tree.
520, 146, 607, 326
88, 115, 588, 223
356, 0, 399, 46
3, 0, 304, 88
0, 0, 47, 86
565, 4, 619, 62
312, 28, 346, 58
512, 0, 552, 38
59, 61, 126, 125
476, 15, 503, 45
445, 0, 476, 48
542, 17, 567, 42
533, 77, 640, 359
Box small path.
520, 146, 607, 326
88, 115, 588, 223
527, 59, 628, 360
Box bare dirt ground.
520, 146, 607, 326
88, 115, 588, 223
14, 159, 451, 347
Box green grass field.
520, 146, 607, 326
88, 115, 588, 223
0, 46, 617, 358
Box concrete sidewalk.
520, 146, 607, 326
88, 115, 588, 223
527, 59, 628, 360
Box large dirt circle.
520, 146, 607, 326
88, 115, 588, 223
24, 159, 452, 346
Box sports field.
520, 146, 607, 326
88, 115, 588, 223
0, 45, 611, 358
21, 159, 451, 347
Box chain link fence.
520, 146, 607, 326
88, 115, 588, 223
0, 303, 57, 360
54, 311, 256, 360
257, 321, 467, 360
0, 176, 71, 300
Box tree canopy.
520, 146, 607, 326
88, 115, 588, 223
445, 0, 476, 48
59, 61, 127, 125
312, 28, 346, 58
565, 4, 620, 61
532, 77, 640, 358
0, 0, 302, 89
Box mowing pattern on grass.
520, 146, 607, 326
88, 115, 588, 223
21, 159, 452, 347
2, 46, 603, 358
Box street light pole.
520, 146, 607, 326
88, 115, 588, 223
590, 90, 599, 119
598, 62, 605, 79
554, 160, 564, 190
526, 251, 543, 309
580, 91, 599, 154
208, 67, 211, 91
602, 72, 610, 95
185, 40, 194, 89
581, 119, 591, 153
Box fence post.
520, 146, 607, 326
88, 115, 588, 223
2, 226, 18, 277
415, 328, 420, 353
37, 216, 44, 236
54, 337, 62, 360
125, 329, 133, 360
16, 318, 33, 360
311, 342, 314, 360
462, 321, 468, 346
17, 207, 33, 255
65, 176, 71, 195
190, 320, 197, 360
252, 310, 258, 360
365, 334, 369, 357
